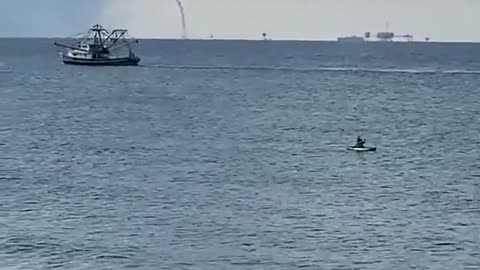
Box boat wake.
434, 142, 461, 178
148, 64, 480, 75
0, 62, 11, 73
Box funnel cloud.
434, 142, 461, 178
175, 0, 187, 39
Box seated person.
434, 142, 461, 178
355, 136, 366, 147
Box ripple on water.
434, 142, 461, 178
1, 40, 480, 269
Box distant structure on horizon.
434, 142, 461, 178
337, 23, 417, 43
337, 35, 366, 42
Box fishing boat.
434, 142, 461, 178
54, 24, 140, 66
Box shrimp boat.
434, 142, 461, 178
54, 24, 140, 66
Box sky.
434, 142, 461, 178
1, 0, 480, 41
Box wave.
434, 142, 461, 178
147, 64, 480, 75
0, 62, 11, 73
441, 69, 480, 74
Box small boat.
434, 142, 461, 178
347, 146, 377, 152
54, 24, 140, 66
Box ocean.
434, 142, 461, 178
0, 39, 479, 269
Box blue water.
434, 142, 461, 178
0, 39, 479, 269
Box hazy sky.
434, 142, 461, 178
1, 0, 480, 41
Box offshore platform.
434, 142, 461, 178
337, 23, 416, 42
373, 23, 413, 42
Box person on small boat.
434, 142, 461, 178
355, 136, 366, 148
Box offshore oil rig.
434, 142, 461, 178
372, 23, 414, 42
337, 23, 416, 42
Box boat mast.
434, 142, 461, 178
90, 24, 107, 48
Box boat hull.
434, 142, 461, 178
347, 146, 376, 152
62, 56, 140, 66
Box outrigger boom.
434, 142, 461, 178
53, 42, 90, 53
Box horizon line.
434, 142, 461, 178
2, 36, 480, 44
